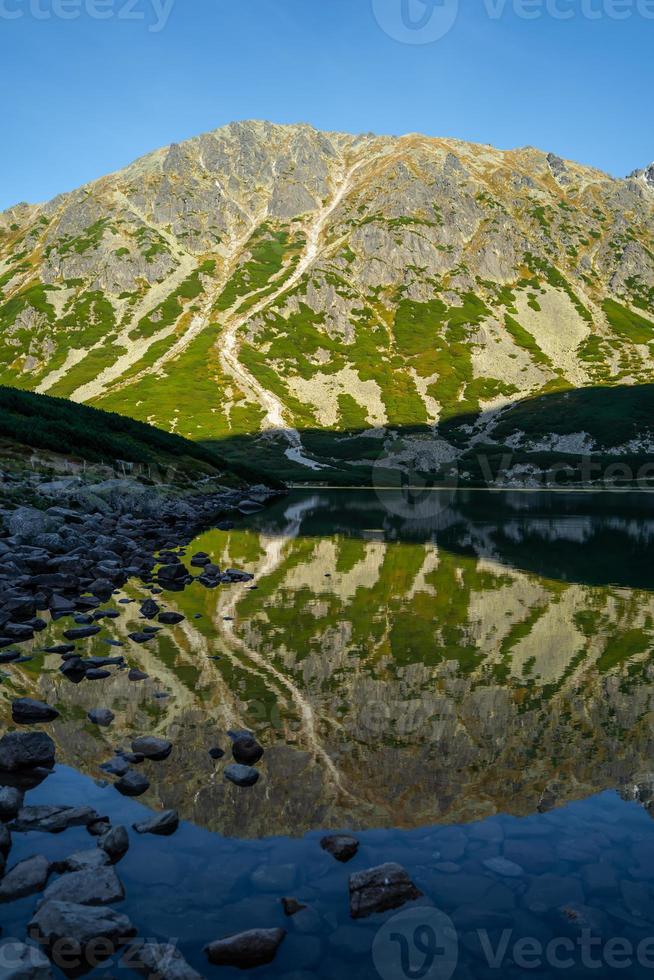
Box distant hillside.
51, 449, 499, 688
0, 384, 269, 485
1, 121, 653, 476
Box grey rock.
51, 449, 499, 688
115, 770, 150, 796
224, 764, 259, 788
11, 699, 59, 725
100, 756, 130, 777
131, 736, 172, 760
0, 732, 55, 771
40, 866, 124, 906
29, 900, 136, 954
88, 708, 115, 727
204, 929, 286, 968
11, 805, 100, 833
133, 809, 179, 836
349, 863, 422, 919
98, 825, 129, 862
0, 785, 24, 821
0, 854, 51, 902
57, 848, 111, 873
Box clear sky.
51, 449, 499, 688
1, 0, 652, 210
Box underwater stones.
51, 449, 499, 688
204, 929, 286, 969
320, 835, 359, 863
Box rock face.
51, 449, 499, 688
125, 942, 204, 980
320, 834, 359, 863
2, 121, 654, 479
0, 732, 56, 772
29, 901, 136, 955
348, 863, 422, 919
203, 928, 286, 968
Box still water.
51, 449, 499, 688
3, 489, 654, 978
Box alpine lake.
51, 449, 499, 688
4, 488, 654, 979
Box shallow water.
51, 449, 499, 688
4, 489, 654, 978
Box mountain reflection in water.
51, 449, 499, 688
3, 489, 654, 838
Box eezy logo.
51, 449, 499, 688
371, 0, 460, 43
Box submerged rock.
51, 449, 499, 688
321, 834, 359, 863
133, 809, 179, 836
0, 941, 53, 980
349, 863, 422, 919
282, 897, 307, 917
125, 941, 203, 980
0, 731, 56, 771
203, 928, 286, 968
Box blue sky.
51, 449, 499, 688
1, 0, 652, 210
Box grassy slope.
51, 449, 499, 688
0, 384, 273, 486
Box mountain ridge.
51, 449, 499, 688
1, 119, 654, 477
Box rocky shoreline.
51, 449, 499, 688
0, 471, 279, 647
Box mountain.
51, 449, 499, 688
1, 121, 653, 479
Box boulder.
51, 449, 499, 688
115, 770, 150, 797
40, 866, 124, 906
124, 941, 203, 980
62, 626, 101, 641
0, 732, 55, 772
88, 709, 115, 727
224, 764, 259, 788
320, 834, 359, 863
203, 929, 286, 969
139, 599, 160, 619
128, 632, 155, 644
0, 854, 51, 902
0, 942, 53, 980
100, 756, 130, 777
98, 825, 129, 862
85, 669, 111, 680
131, 736, 172, 761
349, 863, 422, 919
57, 848, 111, 873
11, 699, 60, 725
11, 805, 100, 833
28, 900, 136, 956
0, 785, 24, 821
157, 612, 185, 625
232, 737, 264, 766
128, 668, 148, 681
132, 810, 179, 836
